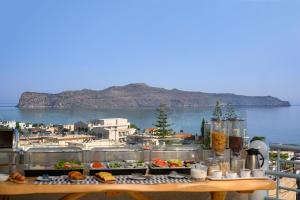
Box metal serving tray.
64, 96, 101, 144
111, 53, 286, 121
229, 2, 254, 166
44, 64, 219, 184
149, 146, 199, 175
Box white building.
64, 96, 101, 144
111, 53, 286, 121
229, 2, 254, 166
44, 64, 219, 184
0, 120, 16, 129
89, 118, 136, 144
63, 124, 75, 132
18, 122, 26, 130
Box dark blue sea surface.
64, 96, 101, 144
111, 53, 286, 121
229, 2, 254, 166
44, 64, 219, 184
0, 106, 299, 144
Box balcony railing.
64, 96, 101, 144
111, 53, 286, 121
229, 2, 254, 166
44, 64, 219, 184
265, 143, 300, 200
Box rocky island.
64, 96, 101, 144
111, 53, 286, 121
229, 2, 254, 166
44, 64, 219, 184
17, 83, 290, 109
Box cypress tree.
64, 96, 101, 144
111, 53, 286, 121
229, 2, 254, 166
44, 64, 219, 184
213, 100, 223, 120
225, 103, 237, 120
153, 104, 172, 138
201, 118, 206, 138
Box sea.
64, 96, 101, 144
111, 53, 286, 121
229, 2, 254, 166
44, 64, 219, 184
0, 105, 299, 144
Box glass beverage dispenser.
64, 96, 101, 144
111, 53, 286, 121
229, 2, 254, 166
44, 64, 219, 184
228, 119, 245, 156
211, 119, 226, 156
228, 119, 245, 157
228, 119, 246, 174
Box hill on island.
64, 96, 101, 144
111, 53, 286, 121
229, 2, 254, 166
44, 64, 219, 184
17, 83, 290, 109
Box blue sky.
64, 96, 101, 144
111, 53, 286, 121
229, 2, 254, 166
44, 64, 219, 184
0, 0, 299, 104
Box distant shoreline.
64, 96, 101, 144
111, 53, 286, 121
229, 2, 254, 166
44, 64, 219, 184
0, 104, 296, 110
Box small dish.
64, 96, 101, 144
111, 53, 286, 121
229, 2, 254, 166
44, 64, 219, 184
69, 178, 86, 183
0, 174, 9, 182
128, 173, 150, 180
168, 171, 186, 179
211, 170, 222, 179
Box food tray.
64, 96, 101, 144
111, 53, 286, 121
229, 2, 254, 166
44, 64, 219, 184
24, 169, 84, 177
89, 167, 148, 176
207, 176, 270, 181
149, 165, 191, 175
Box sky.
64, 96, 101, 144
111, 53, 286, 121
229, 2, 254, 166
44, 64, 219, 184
0, 0, 299, 105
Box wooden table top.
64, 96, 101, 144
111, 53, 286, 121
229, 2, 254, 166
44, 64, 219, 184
0, 178, 276, 195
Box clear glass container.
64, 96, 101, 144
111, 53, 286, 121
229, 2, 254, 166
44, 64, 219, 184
228, 119, 245, 156
190, 162, 208, 180
217, 156, 230, 176
150, 146, 200, 162
0, 149, 20, 173
13, 129, 19, 149
230, 156, 245, 175
23, 146, 83, 169
207, 157, 220, 176
211, 119, 227, 156
89, 146, 144, 162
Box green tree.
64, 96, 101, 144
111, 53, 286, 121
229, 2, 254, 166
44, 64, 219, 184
213, 100, 222, 120
200, 118, 206, 138
225, 103, 237, 120
16, 122, 20, 130
130, 123, 140, 133
153, 104, 172, 138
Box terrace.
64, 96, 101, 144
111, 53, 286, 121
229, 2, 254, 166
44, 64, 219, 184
1, 129, 298, 200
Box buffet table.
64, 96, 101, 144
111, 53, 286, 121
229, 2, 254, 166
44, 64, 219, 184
0, 178, 275, 200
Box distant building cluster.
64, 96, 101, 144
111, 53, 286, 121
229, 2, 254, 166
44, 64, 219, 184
0, 117, 200, 149
0, 118, 136, 145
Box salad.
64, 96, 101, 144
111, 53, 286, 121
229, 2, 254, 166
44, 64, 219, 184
183, 160, 196, 167
125, 160, 145, 168
91, 161, 106, 169
107, 162, 124, 169
167, 159, 183, 168
152, 158, 168, 168
55, 161, 84, 169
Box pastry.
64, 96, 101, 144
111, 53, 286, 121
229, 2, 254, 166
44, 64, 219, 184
68, 171, 85, 180
9, 172, 27, 184
95, 172, 115, 183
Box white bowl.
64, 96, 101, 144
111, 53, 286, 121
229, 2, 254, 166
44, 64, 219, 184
0, 174, 9, 182
252, 169, 265, 177
226, 172, 238, 179
212, 170, 222, 179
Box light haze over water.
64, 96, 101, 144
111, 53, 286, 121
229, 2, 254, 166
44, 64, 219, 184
0, 106, 299, 144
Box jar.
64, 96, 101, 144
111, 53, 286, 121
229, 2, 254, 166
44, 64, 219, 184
211, 119, 226, 156
228, 119, 244, 156
217, 156, 230, 176
206, 158, 220, 176
190, 162, 208, 180
231, 156, 245, 175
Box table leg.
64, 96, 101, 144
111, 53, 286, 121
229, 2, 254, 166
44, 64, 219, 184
0, 196, 9, 200
211, 192, 227, 200
105, 192, 121, 197
127, 192, 152, 200
59, 193, 88, 200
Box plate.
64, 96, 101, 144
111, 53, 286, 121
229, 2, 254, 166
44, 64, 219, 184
69, 178, 86, 183
128, 173, 151, 180
36, 176, 52, 182
168, 172, 186, 179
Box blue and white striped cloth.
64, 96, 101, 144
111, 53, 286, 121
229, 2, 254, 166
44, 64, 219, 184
34, 175, 192, 185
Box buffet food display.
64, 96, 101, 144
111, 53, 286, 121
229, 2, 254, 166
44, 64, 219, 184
149, 146, 199, 174
0, 143, 270, 187
88, 147, 147, 175
23, 147, 84, 176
